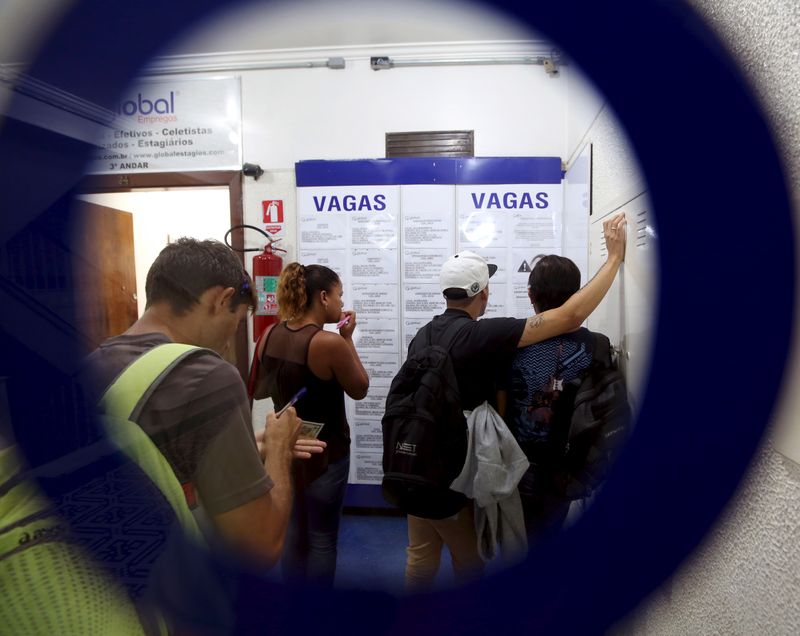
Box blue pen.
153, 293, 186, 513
276, 387, 307, 417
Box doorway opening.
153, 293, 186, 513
73, 171, 248, 379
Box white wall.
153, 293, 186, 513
238, 54, 567, 172
586, 195, 655, 418
564, 55, 656, 418
563, 62, 604, 168
162, 0, 536, 54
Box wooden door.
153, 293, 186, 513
72, 201, 138, 349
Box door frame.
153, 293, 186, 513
75, 170, 249, 381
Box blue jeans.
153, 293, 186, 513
518, 467, 570, 542
281, 455, 349, 586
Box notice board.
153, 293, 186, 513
295, 157, 564, 505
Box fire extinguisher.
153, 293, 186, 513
225, 224, 286, 341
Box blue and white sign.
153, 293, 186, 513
296, 158, 566, 488
88, 76, 242, 173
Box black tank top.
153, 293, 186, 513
261, 322, 350, 485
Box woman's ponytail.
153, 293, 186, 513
277, 262, 307, 320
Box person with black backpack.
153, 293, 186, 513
385, 212, 627, 590
497, 254, 632, 544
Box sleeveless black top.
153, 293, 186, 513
261, 322, 350, 485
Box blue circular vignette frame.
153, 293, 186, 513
0, 0, 794, 634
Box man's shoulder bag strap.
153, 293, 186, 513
98, 343, 215, 542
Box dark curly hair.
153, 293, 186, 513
277, 262, 340, 320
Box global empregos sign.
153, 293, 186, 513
116, 90, 177, 123
89, 76, 242, 173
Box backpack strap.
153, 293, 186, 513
248, 322, 276, 405
99, 342, 208, 420
99, 343, 212, 542
589, 332, 613, 370
425, 314, 471, 351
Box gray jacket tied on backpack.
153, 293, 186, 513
451, 401, 529, 563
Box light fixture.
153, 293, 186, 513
369, 52, 563, 76
142, 56, 346, 76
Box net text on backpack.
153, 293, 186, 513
381, 319, 469, 519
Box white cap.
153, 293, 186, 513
439, 250, 498, 299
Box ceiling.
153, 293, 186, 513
1, 0, 546, 67
161, 0, 543, 58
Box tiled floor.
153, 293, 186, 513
335, 510, 453, 595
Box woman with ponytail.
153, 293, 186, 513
254, 262, 369, 586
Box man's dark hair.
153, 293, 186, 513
145, 238, 256, 315
528, 254, 581, 312
443, 291, 474, 309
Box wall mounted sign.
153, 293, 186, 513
296, 157, 564, 490
86, 76, 242, 174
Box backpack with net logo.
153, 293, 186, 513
381, 317, 470, 519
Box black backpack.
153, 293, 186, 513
381, 317, 470, 519
558, 333, 632, 500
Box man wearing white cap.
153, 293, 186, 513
403, 212, 627, 589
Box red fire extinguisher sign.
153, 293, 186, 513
262, 200, 284, 224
